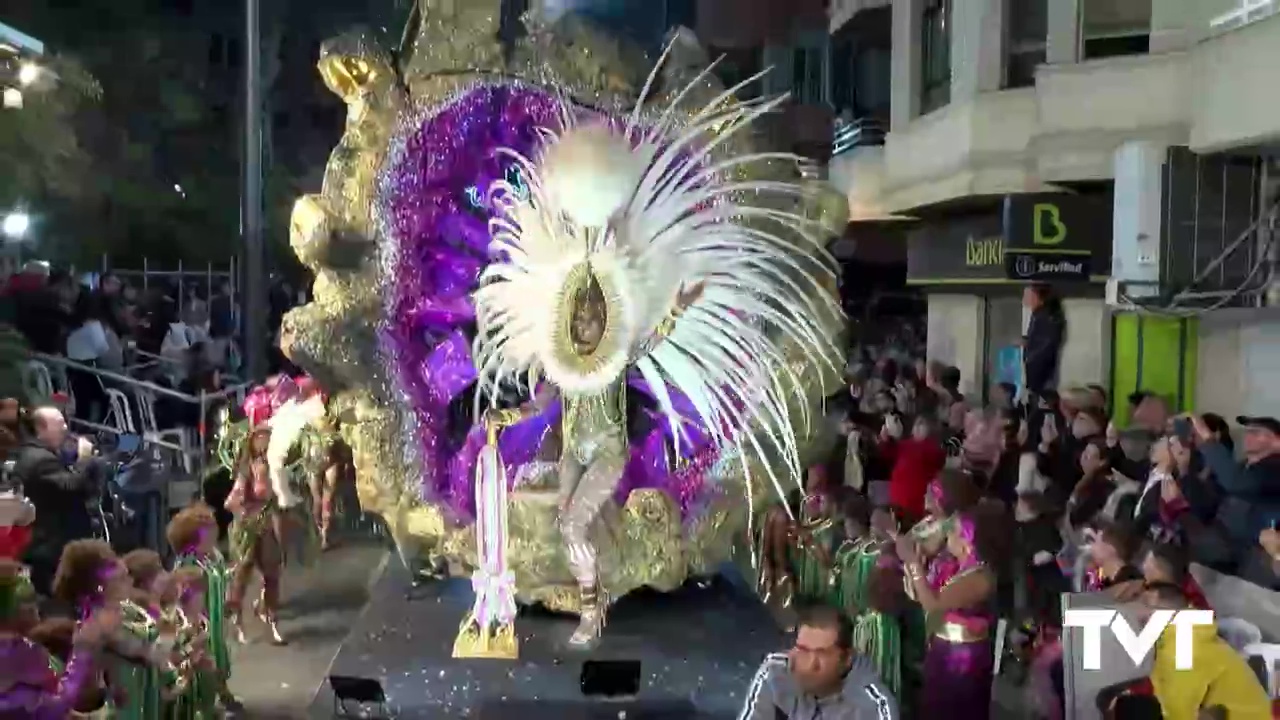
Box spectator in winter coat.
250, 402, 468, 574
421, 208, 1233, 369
1022, 284, 1065, 401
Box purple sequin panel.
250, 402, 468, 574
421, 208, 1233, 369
380, 83, 716, 524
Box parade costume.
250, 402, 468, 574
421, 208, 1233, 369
912, 514, 995, 719
169, 502, 235, 709
0, 568, 100, 719
168, 607, 218, 719
830, 535, 902, 696
102, 598, 171, 720
225, 437, 286, 645
462, 38, 841, 647
174, 548, 231, 680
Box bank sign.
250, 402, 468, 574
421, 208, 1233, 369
905, 193, 1111, 285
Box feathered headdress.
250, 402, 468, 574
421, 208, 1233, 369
472, 42, 840, 503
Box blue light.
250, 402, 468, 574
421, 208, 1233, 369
465, 185, 484, 209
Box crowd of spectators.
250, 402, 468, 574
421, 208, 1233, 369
0, 260, 241, 425
745, 285, 1279, 719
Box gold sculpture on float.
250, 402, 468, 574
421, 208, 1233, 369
281, 0, 849, 614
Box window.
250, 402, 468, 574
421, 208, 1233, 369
1081, 0, 1150, 60
791, 46, 825, 106
920, 0, 951, 114
1005, 0, 1047, 88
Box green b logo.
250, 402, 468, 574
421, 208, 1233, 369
1033, 203, 1067, 246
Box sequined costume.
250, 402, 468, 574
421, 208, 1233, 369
830, 536, 902, 696
226, 450, 285, 644
0, 635, 99, 719
471, 41, 841, 646
910, 515, 995, 719
106, 599, 167, 720
174, 550, 231, 682
1, 568, 100, 719
169, 609, 218, 719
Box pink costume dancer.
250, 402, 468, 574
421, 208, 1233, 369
900, 504, 999, 719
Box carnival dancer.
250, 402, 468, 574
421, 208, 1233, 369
758, 466, 841, 606
225, 426, 286, 645
472, 54, 841, 646
311, 424, 353, 551
896, 500, 1005, 719
168, 566, 219, 719
0, 558, 112, 719
830, 494, 904, 696
169, 503, 235, 706
53, 539, 174, 720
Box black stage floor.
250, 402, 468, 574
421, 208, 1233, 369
314, 562, 786, 719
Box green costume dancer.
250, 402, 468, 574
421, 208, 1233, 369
789, 511, 839, 602
109, 599, 166, 720
830, 536, 901, 695
174, 551, 230, 680
168, 503, 234, 702
168, 610, 218, 720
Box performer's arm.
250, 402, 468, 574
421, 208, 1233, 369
224, 473, 247, 515
490, 384, 559, 427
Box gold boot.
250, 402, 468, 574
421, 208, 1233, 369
568, 584, 607, 648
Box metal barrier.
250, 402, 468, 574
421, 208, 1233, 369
29, 353, 252, 484
99, 255, 240, 320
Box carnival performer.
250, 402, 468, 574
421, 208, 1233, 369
830, 494, 904, 696
0, 558, 114, 719
311, 423, 353, 550
53, 539, 175, 720
895, 500, 1005, 718
27, 615, 116, 718
167, 566, 218, 719
757, 466, 843, 605
473, 70, 839, 644
169, 503, 234, 705
225, 426, 286, 645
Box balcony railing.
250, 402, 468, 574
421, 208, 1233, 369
1210, 0, 1277, 30
832, 117, 887, 156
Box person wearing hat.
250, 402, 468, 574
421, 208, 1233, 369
1186, 415, 1280, 585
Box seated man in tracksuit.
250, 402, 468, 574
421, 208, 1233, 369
741, 603, 899, 720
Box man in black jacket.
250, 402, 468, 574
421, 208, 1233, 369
1021, 284, 1065, 402
12, 407, 98, 594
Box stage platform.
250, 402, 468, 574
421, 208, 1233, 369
312, 561, 786, 719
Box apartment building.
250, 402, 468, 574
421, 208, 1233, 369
829, 0, 1280, 418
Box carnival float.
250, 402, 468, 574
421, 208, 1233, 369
261, 0, 850, 616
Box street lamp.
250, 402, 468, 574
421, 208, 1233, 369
2, 212, 30, 239
17, 62, 40, 86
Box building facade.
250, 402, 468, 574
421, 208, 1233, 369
830, 0, 1280, 418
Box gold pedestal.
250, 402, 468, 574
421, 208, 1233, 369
451, 614, 519, 660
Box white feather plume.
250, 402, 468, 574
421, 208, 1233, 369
472, 39, 841, 502
539, 124, 649, 229
266, 395, 326, 508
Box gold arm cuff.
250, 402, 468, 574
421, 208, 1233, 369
933, 621, 989, 643
655, 314, 677, 338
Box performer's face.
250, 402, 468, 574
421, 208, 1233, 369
570, 298, 605, 352
100, 559, 132, 603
